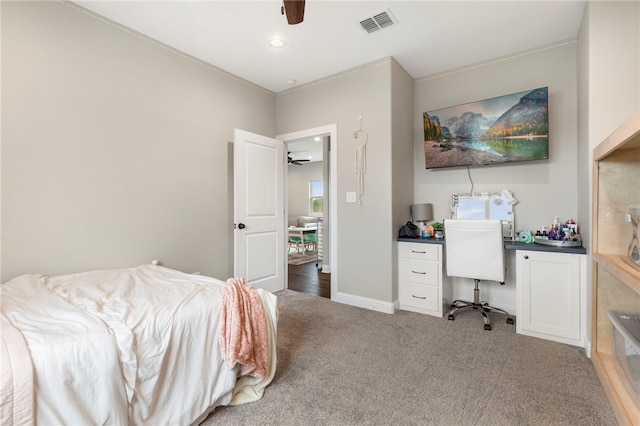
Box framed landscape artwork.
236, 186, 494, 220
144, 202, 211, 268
424, 87, 549, 169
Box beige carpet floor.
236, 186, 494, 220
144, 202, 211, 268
204, 290, 616, 425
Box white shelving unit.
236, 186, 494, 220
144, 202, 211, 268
317, 217, 323, 268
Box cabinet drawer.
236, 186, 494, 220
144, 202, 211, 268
399, 283, 440, 312
398, 243, 439, 261
398, 259, 439, 286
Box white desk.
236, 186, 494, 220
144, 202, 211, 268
288, 227, 317, 254
397, 238, 588, 350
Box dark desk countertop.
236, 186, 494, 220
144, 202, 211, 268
502, 240, 587, 254
398, 237, 587, 255
398, 237, 445, 245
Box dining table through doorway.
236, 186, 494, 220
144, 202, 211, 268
288, 226, 317, 255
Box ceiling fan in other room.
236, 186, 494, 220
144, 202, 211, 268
281, 0, 305, 25
288, 152, 310, 166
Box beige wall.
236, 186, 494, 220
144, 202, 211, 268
277, 58, 407, 306
577, 0, 640, 343
413, 41, 579, 311
579, 0, 639, 232
3, 0, 637, 315
390, 62, 415, 302
1, 1, 275, 281
287, 161, 323, 224
583, 1, 640, 149
413, 41, 579, 232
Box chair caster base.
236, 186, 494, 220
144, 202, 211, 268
448, 314, 455, 321
506, 317, 514, 325
484, 323, 491, 331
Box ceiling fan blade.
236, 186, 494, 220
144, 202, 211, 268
283, 0, 305, 25
287, 152, 310, 165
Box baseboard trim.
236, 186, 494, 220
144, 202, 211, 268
333, 291, 395, 314
584, 338, 592, 358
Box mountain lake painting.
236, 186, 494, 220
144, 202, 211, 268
424, 87, 549, 169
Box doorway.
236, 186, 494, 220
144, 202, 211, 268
286, 136, 327, 297
278, 125, 337, 300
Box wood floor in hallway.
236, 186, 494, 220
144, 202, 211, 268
287, 260, 330, 298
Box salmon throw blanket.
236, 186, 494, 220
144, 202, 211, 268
219, 278, 269, 379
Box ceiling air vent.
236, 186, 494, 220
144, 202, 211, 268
359, 9, 397, 34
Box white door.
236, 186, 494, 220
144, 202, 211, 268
233, 129, 285, 293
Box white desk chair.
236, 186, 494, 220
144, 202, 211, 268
444, 219, 514, 331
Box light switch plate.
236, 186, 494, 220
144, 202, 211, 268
346, 191, 357, 203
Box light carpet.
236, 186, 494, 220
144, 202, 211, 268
204, 290, 616, 425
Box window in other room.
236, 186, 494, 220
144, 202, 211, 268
309, 180, 323, 216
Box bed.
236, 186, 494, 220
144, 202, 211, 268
0, 264, 278, 425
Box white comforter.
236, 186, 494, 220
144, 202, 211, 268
1, 265, 272, 425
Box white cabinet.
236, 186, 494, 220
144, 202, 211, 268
516, 250, 587, 347
398, 242, 445, 317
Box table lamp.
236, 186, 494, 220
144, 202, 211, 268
412, 203, 433, 236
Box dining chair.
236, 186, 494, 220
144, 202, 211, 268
303, 232, 317, 252
288, 234, 303, 253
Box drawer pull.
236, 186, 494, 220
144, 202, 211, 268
411, 271, 426, 274
412, 295, 427, 299
411, 250, 426, 254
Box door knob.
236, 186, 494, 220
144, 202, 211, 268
524, 255, 529, 259
238, 223, 246, 229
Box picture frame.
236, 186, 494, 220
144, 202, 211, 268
424, 87, 549, 169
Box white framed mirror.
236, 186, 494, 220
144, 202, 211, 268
449, 191, 516, 240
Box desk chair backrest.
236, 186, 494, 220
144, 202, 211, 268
444, 219, 504, 282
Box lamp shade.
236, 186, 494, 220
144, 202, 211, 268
412, 203, 433, 222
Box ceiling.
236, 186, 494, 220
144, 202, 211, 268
72, 0, 587, 95
70, 0, 588, 162
287, 134, 325, 164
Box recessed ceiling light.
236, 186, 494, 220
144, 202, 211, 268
285, 79, 297, 85
270, 39, 284, 48
314, 137, 321, 142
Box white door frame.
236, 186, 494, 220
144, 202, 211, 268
277, 124, 337, 300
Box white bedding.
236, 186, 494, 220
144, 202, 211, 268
1, 265, 275, 425
1, 319, 34, 426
